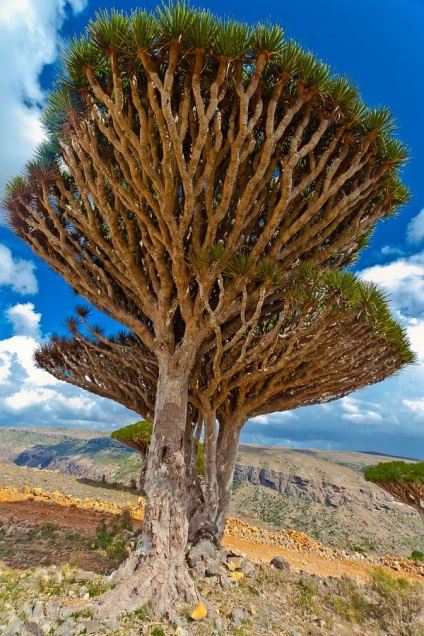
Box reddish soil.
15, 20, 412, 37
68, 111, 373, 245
1, 489, 422, 585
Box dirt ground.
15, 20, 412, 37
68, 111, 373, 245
1, 484, 423, 585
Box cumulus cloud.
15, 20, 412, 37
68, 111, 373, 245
407, 209, 424, 245
0, 244, 38, 294
359, 251, 424, 318
6, 302, 41, 338
0, 300, 138, 429
0, 0, 87, 201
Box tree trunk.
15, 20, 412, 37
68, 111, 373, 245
96, 362, 199, 617
215, 421, 242, 538
187, 417, 242, 544
135, 457, 147, 495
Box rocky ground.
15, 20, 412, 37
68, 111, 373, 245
0, 464, 423, 635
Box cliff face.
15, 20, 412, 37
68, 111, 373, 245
233, 463, 415, 517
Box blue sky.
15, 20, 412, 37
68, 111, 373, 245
0, 0, 423, 457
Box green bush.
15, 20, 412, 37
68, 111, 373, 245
410, 550, 424, 562
369, 567, 424, 635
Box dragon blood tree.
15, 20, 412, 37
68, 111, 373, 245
35, 270, 414, 543
111, 421, 153, 494
5, 3, 412, 613
365, 461, 424, 523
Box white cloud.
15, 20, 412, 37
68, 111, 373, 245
0, 244, 38, 294
381, 245, 405, 257
407, 208, 424, 244
6, 302, 41, 338
359, 251, 424, 317
5, 387, 56, 410
0, 301, 139, 429
403, 399, 424, 414
0, 0, 87, 205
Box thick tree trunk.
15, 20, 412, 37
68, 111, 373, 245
96, 362, 199, 617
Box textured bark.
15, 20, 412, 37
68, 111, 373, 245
376, 481, 424, 524
215, 422, 242, 537
97, 363, 198, 616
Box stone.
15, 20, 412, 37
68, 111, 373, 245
190, 602, 208, 621
31, 602, 44, 621
2, 621, 23, 636
24, 622, 44, 636
230, 608, 245, 626
193, 562, 206, 578
212, 616, 223, 631
227, 556, 244, 569
84, 619, 105, 634
55, 618, 76, 636
204, 557, 220, 576
270, 555, 291, 572
175, 627, 189, 636
242, 559, 256, 575
229, 571, 244, 581
104, 617, 120, 630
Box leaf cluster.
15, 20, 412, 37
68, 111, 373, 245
364, 461, 424, 485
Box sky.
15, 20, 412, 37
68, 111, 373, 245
0, 0, 423, 458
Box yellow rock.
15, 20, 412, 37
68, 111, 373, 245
190, 602, 208, 621
230, 571, 244, 581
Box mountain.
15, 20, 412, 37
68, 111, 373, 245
0, 426, 422, 556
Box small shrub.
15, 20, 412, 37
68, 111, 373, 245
352, 545, 366, 554
327, 578, 371, 624
106, 538, 127, 562
369, 567, 424, 635
85, 579, 113, 597
297, 578, 317, 611
410, 550, 424, 562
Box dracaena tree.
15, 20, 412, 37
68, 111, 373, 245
365, 462, 424, 523
4, 3, 412, 614
35, 269, 414, 542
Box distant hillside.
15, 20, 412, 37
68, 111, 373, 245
0, 426, 423, 556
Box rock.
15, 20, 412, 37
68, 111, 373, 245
3, 621, 24, 636
190, 602, 208, 621
104, 617, 120, 630
24, 622, 44, 636
192, 562, 206, 578
31, 602, 44, 621
175, 627, 189, 636
55, 618, 76, 636
204, 557, 220, 576
230, 608, 245, 625
229, 571, 244, 581
227, 556, 244, 569
242, 559, 256, 575
270, 555, 291, 572
84, 619, 105, 634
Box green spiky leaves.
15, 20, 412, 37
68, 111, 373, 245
365, 461, 424, 485
111, 420, 153, 444
87, 9, 130, 54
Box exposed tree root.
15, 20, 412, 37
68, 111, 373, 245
93, 552, 199, 619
